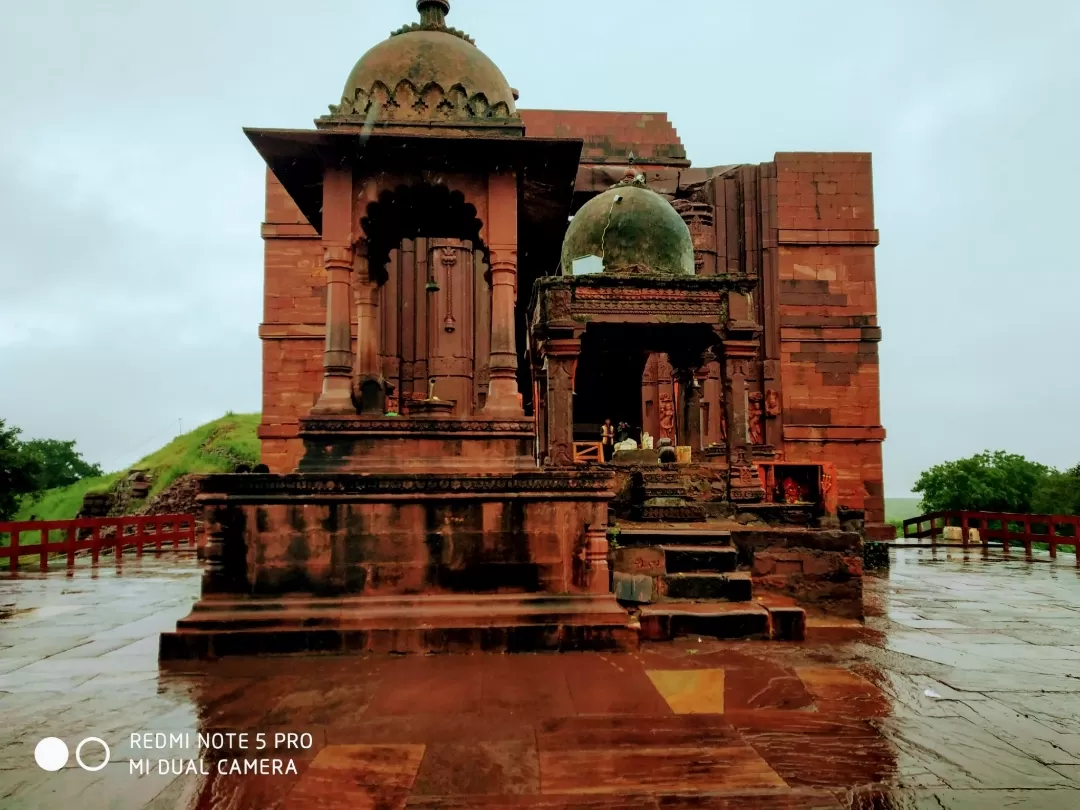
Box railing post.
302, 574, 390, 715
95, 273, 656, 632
115, 520, 124, 564
91, 523, 100, 565
961, 512, 969, 548
39, 525, 49, 572
66, 525, 76, 569
135, 517, 144, 559
10, 529, 19, 573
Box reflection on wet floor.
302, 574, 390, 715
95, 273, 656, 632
2, 548, 1080, 808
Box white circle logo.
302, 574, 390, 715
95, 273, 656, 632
34, 738, 69, 771
75, 737, 111, 772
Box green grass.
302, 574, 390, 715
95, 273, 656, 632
886, 497, 922, 524
11, 413, 260, 524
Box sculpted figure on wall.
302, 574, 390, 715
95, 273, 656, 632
658, 393, 675, 441
748, 392, 765, 445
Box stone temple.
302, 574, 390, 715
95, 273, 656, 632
161, 0, 887, 658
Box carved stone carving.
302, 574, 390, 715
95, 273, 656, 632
672, 200, 717, 275
201, 472, 613, 498
301, 418, 534, 433
765, 389, 781, 417
658, 393, 675, 441
327, 80, 514, 122
748, 392, 765, 445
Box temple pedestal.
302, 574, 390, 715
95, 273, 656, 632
160, 469, 636, 658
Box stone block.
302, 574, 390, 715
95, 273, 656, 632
612, 572, 653, 603
767, 606, 807, 641
612, 546, 665, 575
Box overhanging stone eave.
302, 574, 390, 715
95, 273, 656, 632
244, 126, 583, 238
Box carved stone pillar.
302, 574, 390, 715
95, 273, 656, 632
350, 241, 387, 415
312, 242, 355, 413
725, 355, 750, 448
675, 368, 703, 451
583, 524, 611, 594
534, 368, 548, 457
485, 246, 521, 417
544, 337, 580, 467
313, 164, 355, 414
724, 344, 765, 502
702, 350, 724, 446
484, 172, 523, 418
673, 201, 718, 276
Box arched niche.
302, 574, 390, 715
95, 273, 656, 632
356, 182, 494, 415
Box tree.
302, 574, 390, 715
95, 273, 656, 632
21, 438, 104, 491
1031, 465, 1080, 516
0, 419, 42, 521
913, 450, 1049, 514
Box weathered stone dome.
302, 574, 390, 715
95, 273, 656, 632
561, 175, 695, 276
327, 1, 518, 123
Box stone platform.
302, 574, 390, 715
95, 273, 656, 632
160, 593, 637, 658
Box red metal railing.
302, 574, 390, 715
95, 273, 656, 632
0, 514, 197, 573
902, 510, 1080, 565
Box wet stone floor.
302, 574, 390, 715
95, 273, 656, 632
3, 551, 1080, 808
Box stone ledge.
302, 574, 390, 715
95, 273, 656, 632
783, 425, 886, 443
778, 229, 880, 246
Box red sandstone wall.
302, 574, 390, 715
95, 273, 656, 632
259, 170, 326, 472
771, 153, 886, 528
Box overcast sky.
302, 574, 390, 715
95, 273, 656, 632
1, 0, 1077, 495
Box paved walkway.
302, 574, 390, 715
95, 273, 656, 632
2, 549, 1080, 808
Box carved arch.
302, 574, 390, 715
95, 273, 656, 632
359, 183, 489, 282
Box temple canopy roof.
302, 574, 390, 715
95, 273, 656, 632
322, 1, 519, 130
560, 172, 695, 277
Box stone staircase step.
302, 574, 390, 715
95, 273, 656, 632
618, 529, 733, 547
638, 602, 806, 642
661, 571, 752, 601
639, 602, 769, 641
659, 545, 738, 574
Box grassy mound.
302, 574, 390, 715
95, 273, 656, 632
14, 413, 260, 522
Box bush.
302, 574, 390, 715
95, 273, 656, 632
913, 451, 1049, 514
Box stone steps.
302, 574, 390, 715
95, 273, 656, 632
160, 593, 639, 658
661, 571, 753, 601
613, 525, 806, 642
661, 545, 738, 574
638, 602, 806, 642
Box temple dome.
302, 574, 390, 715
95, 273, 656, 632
561, 174, 695, 276
327, 1, 518, 123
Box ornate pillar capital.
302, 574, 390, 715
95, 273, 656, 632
323, 242, 354, 269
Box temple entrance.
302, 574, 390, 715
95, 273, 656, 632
574, 326, 647, 445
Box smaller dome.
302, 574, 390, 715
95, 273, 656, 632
561, 176, 695, 276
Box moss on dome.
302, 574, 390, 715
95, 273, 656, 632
561, 181, 695, 276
